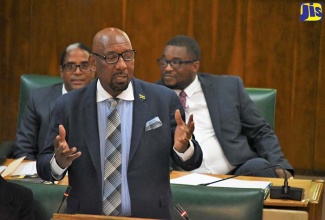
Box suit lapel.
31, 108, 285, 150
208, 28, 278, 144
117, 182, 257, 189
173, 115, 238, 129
129, 78, 148, 164
199, 75, 222, 138
79, 79, 148, 176
82, 80, 101, 183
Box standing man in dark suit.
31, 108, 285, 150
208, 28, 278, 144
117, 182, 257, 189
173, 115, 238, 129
37, 28, 202, 219
0, 176, 35, 220
13, 43, 95, 160
157, 35, 293, 178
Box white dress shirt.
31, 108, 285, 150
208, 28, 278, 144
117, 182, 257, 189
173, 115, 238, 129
175, 75, 236, 174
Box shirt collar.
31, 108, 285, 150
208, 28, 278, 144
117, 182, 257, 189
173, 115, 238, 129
96, 79, 134, 102
62, 84, 67, 95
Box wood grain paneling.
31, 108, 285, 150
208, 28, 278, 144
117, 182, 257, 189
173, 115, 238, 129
314, 20, 325, 172
245, 1, 321, 171
0, 1, 30, 140
28, 0, 125, 76
0, 0, 324, 173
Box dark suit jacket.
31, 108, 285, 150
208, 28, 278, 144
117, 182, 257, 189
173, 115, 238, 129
37, 78, 202, 219
157, 73, 293, 172
13, 83, 62, 160
0, 176, 35, 220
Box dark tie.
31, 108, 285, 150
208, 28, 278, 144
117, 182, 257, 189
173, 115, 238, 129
103, 99, 122, 216
179, 90, 187, 109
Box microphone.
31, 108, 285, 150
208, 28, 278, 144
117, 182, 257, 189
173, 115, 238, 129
57, 185, 71, 213
174, 204, 190, 220
199, 164, 303, 201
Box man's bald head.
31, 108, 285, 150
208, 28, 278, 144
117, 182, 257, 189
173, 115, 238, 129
92, 27, 131, 53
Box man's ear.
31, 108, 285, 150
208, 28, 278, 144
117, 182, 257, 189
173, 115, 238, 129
192, 60, 200, 72
89, 55, 97, 71
59, 66, 64, 78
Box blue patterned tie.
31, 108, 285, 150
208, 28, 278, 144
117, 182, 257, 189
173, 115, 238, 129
103, 99, 122, 216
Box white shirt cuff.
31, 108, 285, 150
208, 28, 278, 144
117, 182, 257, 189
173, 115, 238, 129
173, 140, 194, 161
50, 155, 67, 180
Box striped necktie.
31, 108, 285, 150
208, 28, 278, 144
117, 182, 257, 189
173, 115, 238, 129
103, 99, 122, 216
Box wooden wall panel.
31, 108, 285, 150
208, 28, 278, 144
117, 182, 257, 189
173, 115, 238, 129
291, 19, 321, 171
125, 0, 180, 82
314, 23, 325, 172
28, 0, 125, 76
125, 0, 198, 83
0, 1, 30, 141
244, 1, 322, 172
193, 0, 247, 77
0, 0, 324, 173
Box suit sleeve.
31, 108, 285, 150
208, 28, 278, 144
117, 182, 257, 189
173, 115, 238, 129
37, 97, 66, 182
169, 92, 203, 171
13, 91, 40, 160
236, 77, 293, 173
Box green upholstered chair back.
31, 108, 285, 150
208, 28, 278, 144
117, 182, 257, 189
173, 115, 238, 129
8, 180, 68, 220
18, 74, 63, 125
0, 74, 62, 158
246, 88, 277, 129
171, 184, 264, 220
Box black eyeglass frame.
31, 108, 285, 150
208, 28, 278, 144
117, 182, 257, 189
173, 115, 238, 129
93, 50, 137, 64
62, 62, 91, 73
156, 58, 198, 69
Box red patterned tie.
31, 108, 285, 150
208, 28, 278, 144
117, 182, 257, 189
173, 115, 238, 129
179, 90, 187, 109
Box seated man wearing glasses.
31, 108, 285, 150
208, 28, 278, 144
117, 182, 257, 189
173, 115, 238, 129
156, 35, 293, 178
13, 43, 95, 160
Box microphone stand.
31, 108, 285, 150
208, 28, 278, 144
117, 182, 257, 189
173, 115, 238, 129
175, 204, 190, 220
57, 186, 71, 213
199, 164, 303, 201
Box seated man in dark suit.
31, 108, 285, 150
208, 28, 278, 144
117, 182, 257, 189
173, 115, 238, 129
0, 176, 35, 220
13, 42, 95, 160
157, 35, 293, 178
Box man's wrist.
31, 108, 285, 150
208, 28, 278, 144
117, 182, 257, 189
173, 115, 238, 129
50, 155, 67, 178
173, 141, 194, 161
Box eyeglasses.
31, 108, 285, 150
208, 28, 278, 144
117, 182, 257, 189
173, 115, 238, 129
93, 50, 136, 64
157, 58, 197, 69
62, 62, 91, 73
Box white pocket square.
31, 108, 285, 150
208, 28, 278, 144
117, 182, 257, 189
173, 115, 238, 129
145, 116, 162, 131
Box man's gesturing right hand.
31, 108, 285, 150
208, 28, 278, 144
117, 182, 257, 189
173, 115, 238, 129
54, 125, 81, 169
